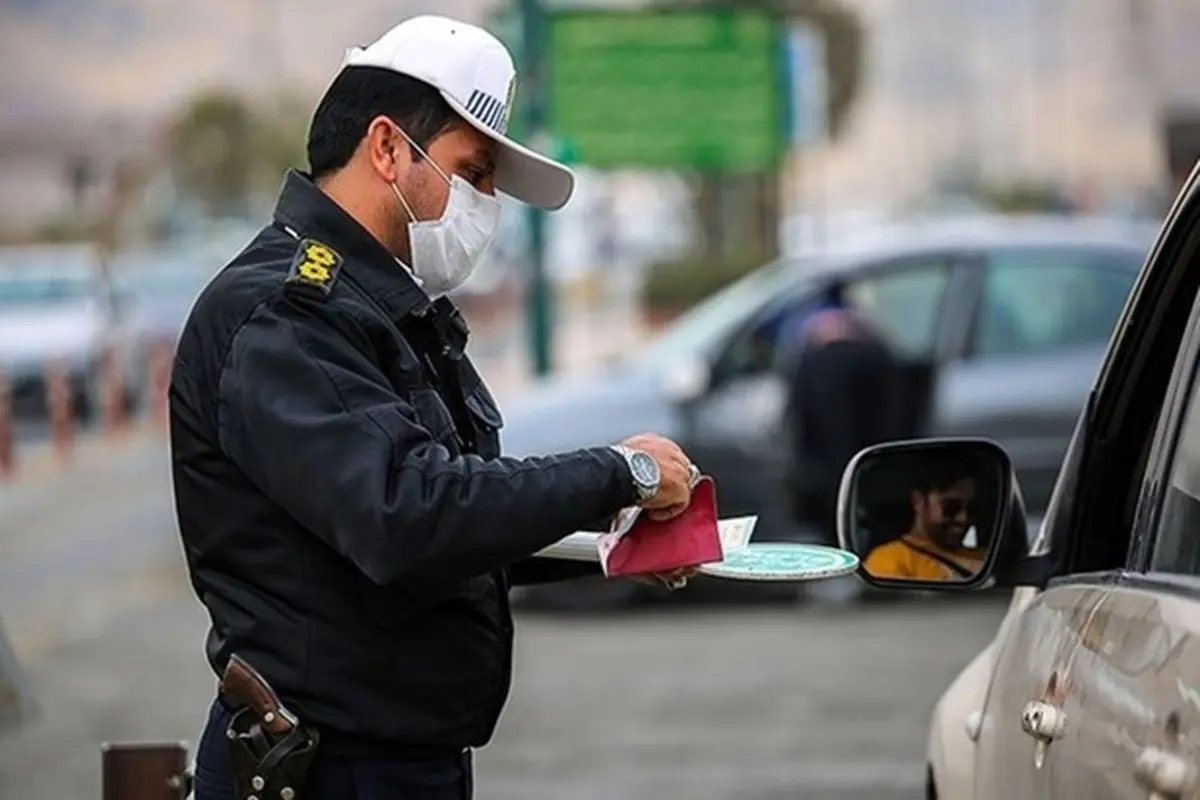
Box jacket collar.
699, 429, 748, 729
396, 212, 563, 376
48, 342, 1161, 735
272, 169, 436, 321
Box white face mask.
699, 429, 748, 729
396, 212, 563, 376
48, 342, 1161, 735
389, 131, 501, 297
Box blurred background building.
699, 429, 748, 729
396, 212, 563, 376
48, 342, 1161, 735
2, 0, 1197, 245
796, 0, 1199, 215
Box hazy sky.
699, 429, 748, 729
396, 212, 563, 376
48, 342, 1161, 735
5, 0, 1188, 124
2, 0, 1196, 216
0, 0, 489, 128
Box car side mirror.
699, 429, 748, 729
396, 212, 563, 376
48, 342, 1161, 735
836, 438, 1022, 590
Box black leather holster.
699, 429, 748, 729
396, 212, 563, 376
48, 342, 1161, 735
219, 654, 320, 800
225, 704, 320, 800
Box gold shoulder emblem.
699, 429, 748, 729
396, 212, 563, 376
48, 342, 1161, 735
285, 239, 343, 295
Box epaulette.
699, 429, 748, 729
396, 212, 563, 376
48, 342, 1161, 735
284, 238, 343, 296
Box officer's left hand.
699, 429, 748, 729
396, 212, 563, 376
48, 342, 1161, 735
643, 462, 702, 522
630, 567, 697, 592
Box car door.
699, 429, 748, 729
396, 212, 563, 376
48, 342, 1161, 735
842, 254, 970, 437
972, 582, 1110, 799
842, 254, 962, 369
1045, 274, 1200, 799
932, 247, 1141, 512
974, 166, 1200, 799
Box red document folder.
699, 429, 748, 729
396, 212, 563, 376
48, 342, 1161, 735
598, 476, 724, 578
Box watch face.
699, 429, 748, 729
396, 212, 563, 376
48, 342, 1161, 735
629, 451, 660, 487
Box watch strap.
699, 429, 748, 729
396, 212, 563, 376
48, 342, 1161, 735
609, 445, 658, 502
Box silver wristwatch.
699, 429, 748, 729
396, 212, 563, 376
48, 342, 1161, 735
610, 445, 661, 502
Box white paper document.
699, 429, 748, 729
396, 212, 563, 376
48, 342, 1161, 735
535, 515, 759, 565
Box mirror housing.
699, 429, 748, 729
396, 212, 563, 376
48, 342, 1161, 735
836, 437, 1026, 591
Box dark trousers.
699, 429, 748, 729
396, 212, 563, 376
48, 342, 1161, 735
194, 700, 474, 800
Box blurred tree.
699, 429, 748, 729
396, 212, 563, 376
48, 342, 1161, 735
975, 180, 1075, 214
167, 89, 314, 218
642, 251, 768, 320
168, 90, 256, 217
789, 0, 865, 140
66, 155, 94, 214
92, 158, 152, 268
35, 217, 91, 244
252, 94, 311, 197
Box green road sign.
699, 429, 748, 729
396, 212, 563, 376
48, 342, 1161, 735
546, 8, 787, 171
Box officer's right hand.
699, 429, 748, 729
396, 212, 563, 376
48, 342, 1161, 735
619, 433, 694, 520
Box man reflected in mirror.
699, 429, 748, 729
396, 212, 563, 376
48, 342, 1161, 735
863, 459, 988, 581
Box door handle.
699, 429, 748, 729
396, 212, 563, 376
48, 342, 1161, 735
1134, 747, 1196, 799
1021, 701, 1066, 769
1021, 701, 1066, 741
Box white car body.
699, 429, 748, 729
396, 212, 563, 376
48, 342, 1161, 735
926, 587, 1036, 798
901, 164, 1200, 799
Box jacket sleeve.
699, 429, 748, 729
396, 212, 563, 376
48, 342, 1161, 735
508, 557, 601, 585
216, 295, 636, 587
508, 510, 622, 585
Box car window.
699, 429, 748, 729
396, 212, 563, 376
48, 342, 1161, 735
1148, 361, 1200, 573
638, 259, 814, 368
710, 292, 827, 382
973, 248, 1139, 359
844, 260, 953, 359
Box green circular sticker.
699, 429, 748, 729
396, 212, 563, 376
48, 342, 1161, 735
698, 543, 860, 582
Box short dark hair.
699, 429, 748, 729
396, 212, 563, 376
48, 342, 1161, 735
914, 452, 983, 494
306, 66, 461, 181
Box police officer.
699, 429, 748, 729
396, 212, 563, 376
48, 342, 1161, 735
174, 16, 697, 800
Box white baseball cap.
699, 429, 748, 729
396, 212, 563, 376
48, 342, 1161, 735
342, 15, 574, 211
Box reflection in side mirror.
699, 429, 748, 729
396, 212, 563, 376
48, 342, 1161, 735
662, 357, 710, 402
836, 438, 1015, 589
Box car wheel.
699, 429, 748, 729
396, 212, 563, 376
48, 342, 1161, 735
926, 765, 937, 800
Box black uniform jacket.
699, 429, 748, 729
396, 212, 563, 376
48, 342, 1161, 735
169, 170, 635, 750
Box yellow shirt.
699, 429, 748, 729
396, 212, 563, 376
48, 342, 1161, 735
864, 535, 987, 581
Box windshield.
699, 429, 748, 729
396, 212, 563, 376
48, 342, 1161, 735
0, 276, 97, 308
637, 259, 811, 366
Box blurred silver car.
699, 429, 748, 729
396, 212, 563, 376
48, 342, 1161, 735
0, 245, 135, 419
502, 214, 1159, 609
110, 250, 220, 408
112, 253, 215, 340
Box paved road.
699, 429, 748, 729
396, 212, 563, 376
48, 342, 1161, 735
0, 437, 1007, 800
